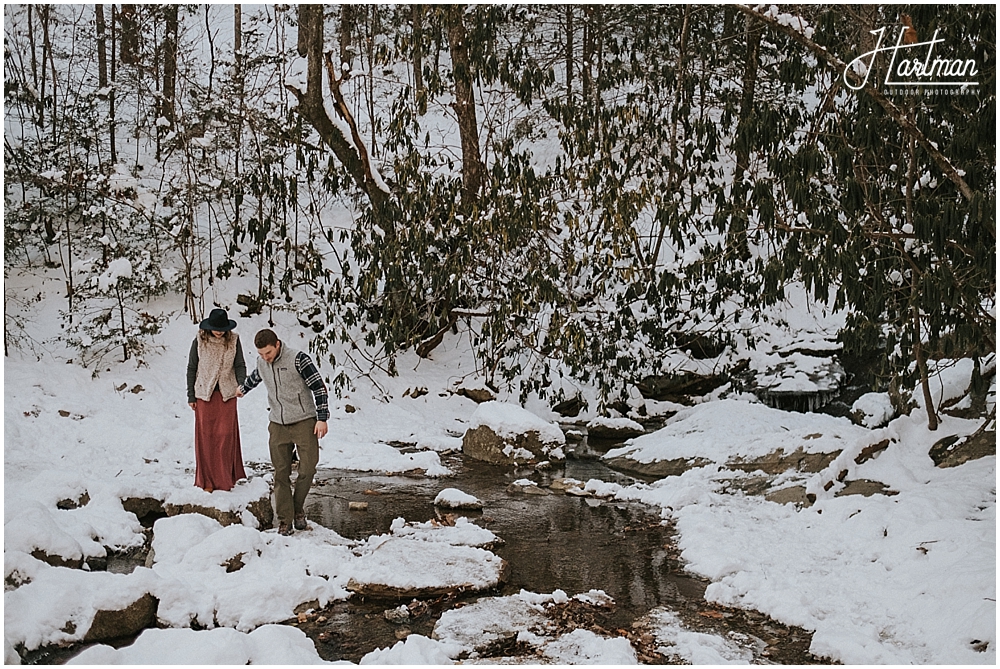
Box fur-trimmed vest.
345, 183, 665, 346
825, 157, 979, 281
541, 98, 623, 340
194, 335, 240, 401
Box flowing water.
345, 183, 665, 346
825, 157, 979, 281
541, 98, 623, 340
32, 434, 826, 664
297, 437, 823, 663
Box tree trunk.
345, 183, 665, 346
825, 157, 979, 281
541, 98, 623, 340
109, 4, 117, 163
913, 306, 939, 431
412, 4, 425, 113
161, 5, 177, 124
289, 5, 394, 232
95, 5, 108, 88
119, 4, 139, 65
445, 5, 483, 211
565, 6, 573, 102
340, 5, 354, 72
234, 5, 243, 178
581, 6, 592, 102
729, 15, 761, 262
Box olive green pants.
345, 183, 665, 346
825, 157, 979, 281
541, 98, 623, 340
268, 418, 319, 525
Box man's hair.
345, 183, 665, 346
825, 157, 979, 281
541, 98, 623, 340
254, 328, 279, 349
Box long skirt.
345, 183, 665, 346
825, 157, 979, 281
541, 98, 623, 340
194, 390, 246, 491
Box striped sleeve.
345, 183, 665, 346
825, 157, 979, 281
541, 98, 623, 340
295, 351, 329, 422
241, 367, 262, 395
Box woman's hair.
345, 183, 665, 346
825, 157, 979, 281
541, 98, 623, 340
199, 330, 234, 343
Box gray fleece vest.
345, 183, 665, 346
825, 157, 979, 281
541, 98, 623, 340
257, 344, 317, 425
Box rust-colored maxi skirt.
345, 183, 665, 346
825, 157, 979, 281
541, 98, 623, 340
194, 390, 246, 491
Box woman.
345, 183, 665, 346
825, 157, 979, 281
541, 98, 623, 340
186, 308, 247, 492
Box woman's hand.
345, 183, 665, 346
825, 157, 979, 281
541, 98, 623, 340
189, 402, 197, 411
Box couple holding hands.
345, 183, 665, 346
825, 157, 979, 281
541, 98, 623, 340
186, 308, 329, 536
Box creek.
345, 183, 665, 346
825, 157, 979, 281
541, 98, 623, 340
295, 434, 824, 664
29, 434, 826, 664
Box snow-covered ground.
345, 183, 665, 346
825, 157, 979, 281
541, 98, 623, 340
4, 277, 995, 664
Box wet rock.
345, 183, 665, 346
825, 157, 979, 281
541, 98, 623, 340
432, 488, 482, 510
121, 497, 166, 522
56, 492, 91, 510
548, 478, 584, 492
552, 396, 585, 417
83, 593, 158, 643
455, 387, 496, 404
637, 372, 727, 402
507, 480, 550, 496
602, 454, 712, 478
727, 447, 840, 475
855, 439, 891, 465
30, 549, 83, 570
929, 427, 996, 468
835, 479, 898, 498
463, 425, 560, 465
765, 486, 810, 507
586, 418, 644, 441
163, 500, 271, 529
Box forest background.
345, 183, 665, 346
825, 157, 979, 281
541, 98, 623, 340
4, 4, 995, 424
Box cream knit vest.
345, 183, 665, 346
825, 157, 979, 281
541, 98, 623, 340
194, 334, 240, 401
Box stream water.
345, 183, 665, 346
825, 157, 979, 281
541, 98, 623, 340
295, 437, 823, 664
30, 434, 826, 664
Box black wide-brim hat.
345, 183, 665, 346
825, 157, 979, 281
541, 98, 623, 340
200, 308, 237, 332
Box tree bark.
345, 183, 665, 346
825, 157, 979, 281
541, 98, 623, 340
340, 5, 354, 72
109, 4, 117, 163
161, 5, 177, 124
445, 5, 484, 211
412, 4, 425, 113
119, 4, 139, 65
288, 5, 394, 232
728, 15, 761, 262
565, 6, 573, 102
913, 306, 939, 431
95, 5, 108, 88
581, 6, 592, 102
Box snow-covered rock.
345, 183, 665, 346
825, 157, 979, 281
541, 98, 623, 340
463, 401, 566, 465
433, 488, 483, 509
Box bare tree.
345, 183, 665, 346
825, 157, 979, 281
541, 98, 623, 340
445, 5, 483, 211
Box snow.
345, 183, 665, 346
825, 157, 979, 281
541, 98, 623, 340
428, 589, 637, 664
470, 401, 566, 444
644, 608, 754, 663
852, 392, 895, 428
606, 398, 870, 465
67, 625, 341, 665
615, 411, 995, 664
389, 516, 498, 548
433, 487, 483, 509
359, 634, 463, 665
586, 415, 644, 432
95, 257, 133, 291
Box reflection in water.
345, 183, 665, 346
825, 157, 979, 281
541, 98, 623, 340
304, 452, 707, 659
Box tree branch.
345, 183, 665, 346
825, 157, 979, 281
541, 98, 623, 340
734, 5, 983, 231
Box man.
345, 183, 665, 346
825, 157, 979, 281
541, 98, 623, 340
239, 328, 329, 536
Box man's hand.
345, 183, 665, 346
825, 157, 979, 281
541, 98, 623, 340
236, 388, 244, 398
314, 420, 328, 439
189, 402, 196, 411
